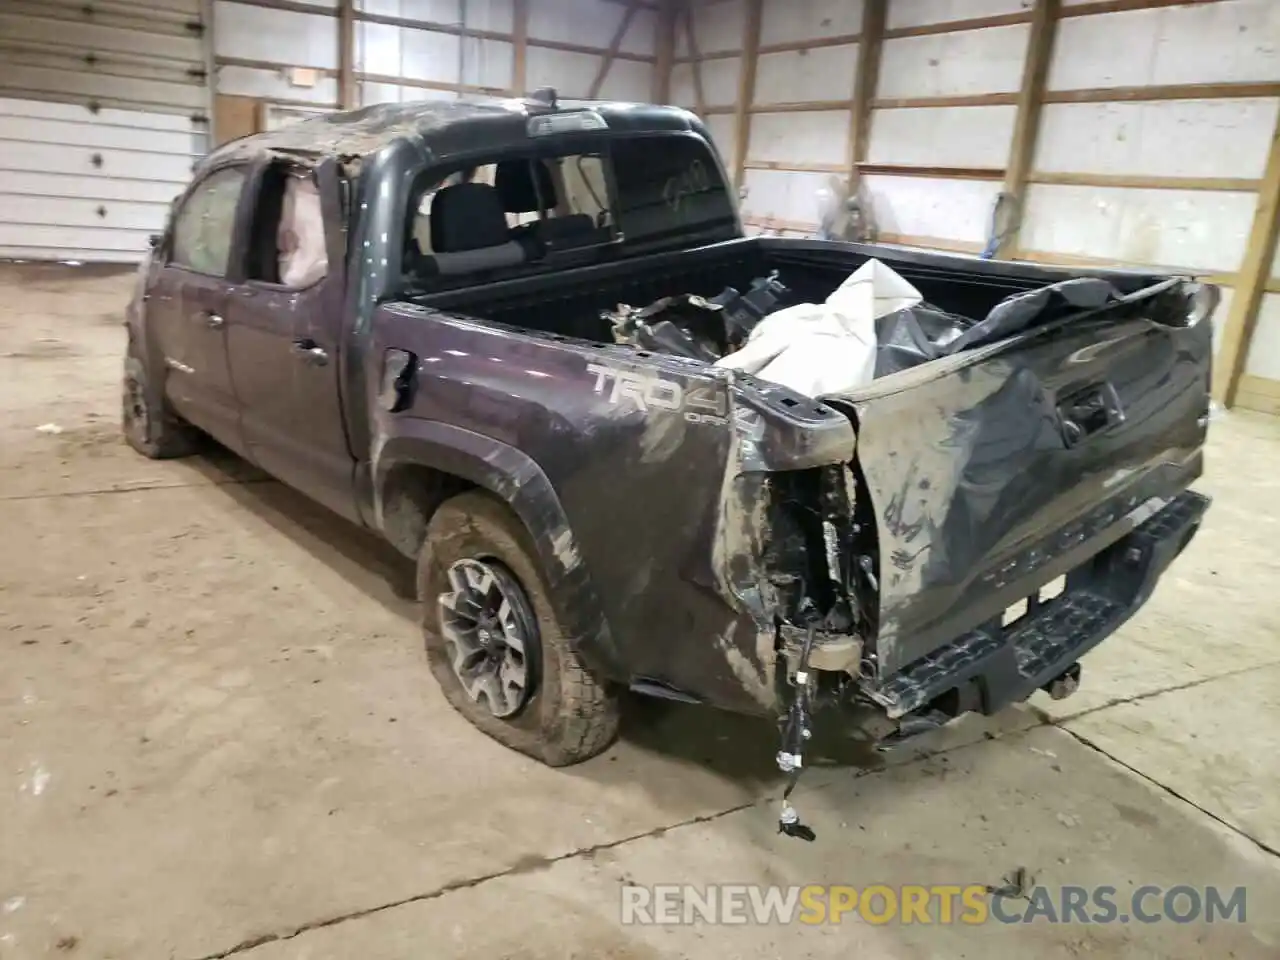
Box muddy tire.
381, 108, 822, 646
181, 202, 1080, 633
418, 491, 619, 766
122, 345, 200, 459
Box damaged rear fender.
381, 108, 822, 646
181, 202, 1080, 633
372, 421, 625, 680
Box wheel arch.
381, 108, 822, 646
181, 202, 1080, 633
373, 421, 626, 681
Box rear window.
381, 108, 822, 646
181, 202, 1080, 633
610, 135, 736, 241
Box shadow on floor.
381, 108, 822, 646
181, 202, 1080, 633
184, 446, 896, 784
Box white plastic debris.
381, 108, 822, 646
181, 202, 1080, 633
34, 423, 63, 435
715, 258, 923, 397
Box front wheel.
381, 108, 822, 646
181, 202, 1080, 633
122, 346, 200, 459
418, 491, 619, 766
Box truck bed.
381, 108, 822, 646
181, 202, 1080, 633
409, 235, 1174, 360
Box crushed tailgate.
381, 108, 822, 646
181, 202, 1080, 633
827, 297, 1213, 689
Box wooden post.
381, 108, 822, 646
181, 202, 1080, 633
731, 0, 762, 191
512, 0, 529, 95
338, 0, 355, 108
682, 7, 707, 116
589, 3, 640, 98
1215, 111, 1280, 407
847, 0, 886, 188
652, 0, 677, 102
997, 0, 1060, 257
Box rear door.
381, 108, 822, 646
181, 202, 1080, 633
223, 159, 357, 522
832, 301, 1213, 678
151, 164, 249, 452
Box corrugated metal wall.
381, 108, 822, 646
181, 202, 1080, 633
0, 0, 213, 262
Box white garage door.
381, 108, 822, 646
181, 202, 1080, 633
0, 0, 212, 263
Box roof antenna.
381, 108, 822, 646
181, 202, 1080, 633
528, 86, 557, 108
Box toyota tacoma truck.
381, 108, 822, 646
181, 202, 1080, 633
123, 93, 1215, 792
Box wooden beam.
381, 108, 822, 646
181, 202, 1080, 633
1043, 81, 1280, 103
1236, 375, 1280, 417
730, 0, 761, 188
859, 162, 1006, 181
998, 0, 1059, 257
682, 7, 707, 115
338, 0, 355, 109
1027, 171, 1261, 192
848, 0, 886, 187
873, 92, 1019, 109
1214, 111, 1280, 407
512, 0, 528, 94
652, 0, 677, 102
1060, 0, 1231, 17
752, 99, 853, 113
884, 10, 1033, 39
745, 160, 847, 174
588, 2, 640, 98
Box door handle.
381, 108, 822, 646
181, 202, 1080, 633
292, 339, 329, 366
204, 312, 225, 329
1057, 381, 1124, 447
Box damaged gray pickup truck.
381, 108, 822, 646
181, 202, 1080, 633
124, 92, 1215, 830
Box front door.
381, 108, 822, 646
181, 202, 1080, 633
152, 164, 250, 453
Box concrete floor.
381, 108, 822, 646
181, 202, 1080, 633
1, 262, 1278, 960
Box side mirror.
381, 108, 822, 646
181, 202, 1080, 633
148, 233, 163, 250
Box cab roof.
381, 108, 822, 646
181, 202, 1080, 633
204, 96, 702, 170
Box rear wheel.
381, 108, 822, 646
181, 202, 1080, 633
418, 492, 619, 766
122, 344, 200, 459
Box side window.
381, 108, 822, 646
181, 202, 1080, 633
171, 167, 247, 277
555, 156, 610, 227
243, 162, 329, 288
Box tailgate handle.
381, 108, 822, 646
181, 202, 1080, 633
1057, 382, 1124, 447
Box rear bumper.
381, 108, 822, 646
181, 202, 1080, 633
861, 489, 1210, 720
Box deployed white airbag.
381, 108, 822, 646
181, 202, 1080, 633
714, 258, 923, 397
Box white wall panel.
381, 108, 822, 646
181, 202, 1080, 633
526, 48, 600, 97
754, 45, 858, 104
888, 0, 1031, 30
359, 81, 456, 104
356, 22, 457, 81
622, 8, 658, 56
878, 24, 1030, 98
1209, 284, 1234, 357
705, 114, 738, 175
689, 0, 747, 55
216, 66, 339, 106
215, 2, 338, 70
741, 168, 829, 225
461, 39, 514, 90
1034, 99, 1280, 179
529, 0, 625, 49
760, 0, 864, 46
749, 111, 849, 166
598, 59, 652, 102
670, 62, 699, 109
356, 0, 512, 31
1021, 184, 1258, 273
698, 57, 742, 108
868, 105, 1016, 168
862, 175, 1002, 245
1049, 2, 1280, 90
1244, 293, 1280, 379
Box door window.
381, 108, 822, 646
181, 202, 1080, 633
171, 167, 247, 277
